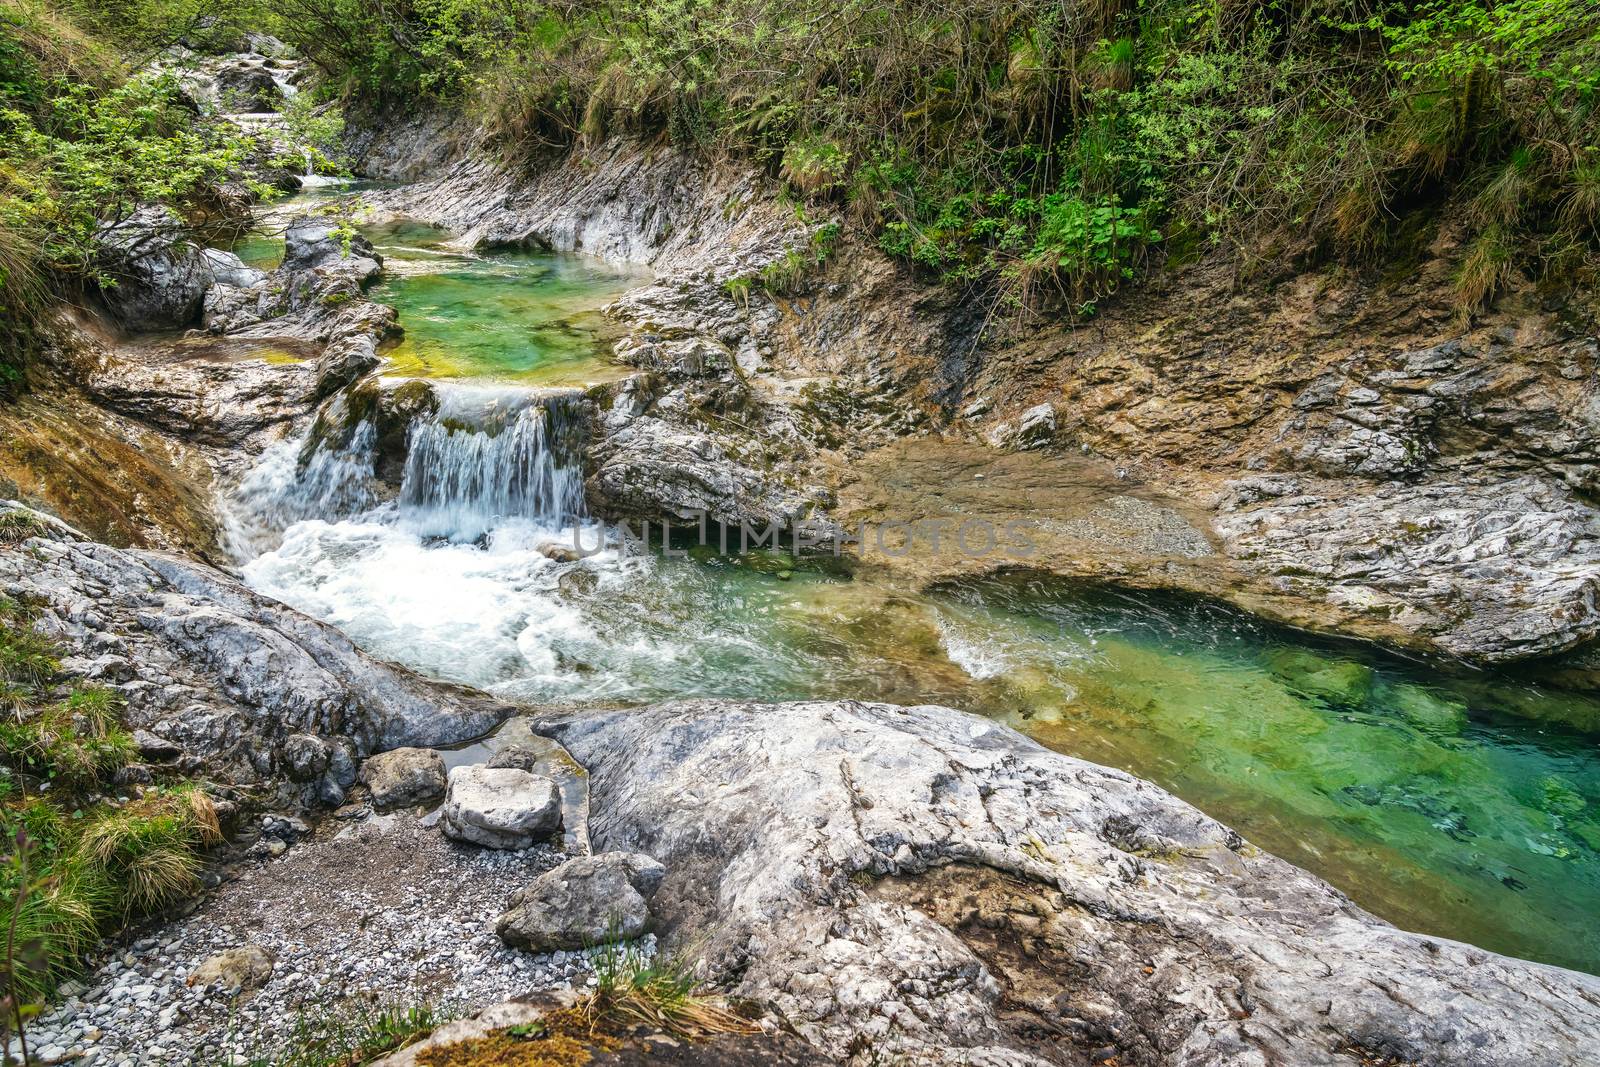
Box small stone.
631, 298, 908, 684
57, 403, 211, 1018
360, 747, 447, 810
187, 946, 274, 993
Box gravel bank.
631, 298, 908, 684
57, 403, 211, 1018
8, 809, 609, 1065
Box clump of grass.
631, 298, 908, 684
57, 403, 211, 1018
77, 787, 221, 914
583, 939, 756, 1040
224, 1000, 445, 1067
0, 605, 224, 1009
0, 685, 135, 789
0, 509, 52, 545
0, 606, 59, 693
1455, 225, 1516, 314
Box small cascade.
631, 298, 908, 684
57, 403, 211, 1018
398, 392, 588, 541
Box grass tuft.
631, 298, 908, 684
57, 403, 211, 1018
0, 606, 223, 1008
584, 939, 757, 1040
1455, 225, 1516, 313
77, 787, 222, 914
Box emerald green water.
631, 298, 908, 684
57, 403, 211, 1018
242, 508, 1600, 975
624, 563, 1600, 974
233, 192, 645, 386
230, 186, 1600, 977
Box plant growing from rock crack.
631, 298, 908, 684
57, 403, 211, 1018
0, 600, 223, 1002
586, 934, 755, 1039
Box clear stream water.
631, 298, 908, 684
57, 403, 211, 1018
229, 192, 1600, 977
233, 188, 645, 386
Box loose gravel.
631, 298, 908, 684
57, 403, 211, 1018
7, 808, 625, 1066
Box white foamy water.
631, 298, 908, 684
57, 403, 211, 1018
242, 516, 618, 691
227, 386, 757, 701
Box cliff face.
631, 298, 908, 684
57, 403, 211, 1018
957, 252, 1600, 666
346, 112, 1600, 675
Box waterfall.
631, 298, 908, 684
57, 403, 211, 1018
398, 395, 587, 541
223, 419, 379, 558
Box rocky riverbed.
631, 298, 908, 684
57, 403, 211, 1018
15, 813, 592, 1065
5, 26, 1600, 1066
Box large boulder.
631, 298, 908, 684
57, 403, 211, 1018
199, 247, 267, 290
442, 765, 561, 849
541, 699, 1600, 1066
95, 206, 209, 330
496, 851, 664, 952
0, 511, 515, 803
282, 216, 382, 278
95, 209, 271, 331
360, 747, 447, 810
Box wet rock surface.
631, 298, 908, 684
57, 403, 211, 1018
542, 698, 1600, 1065
0, 508, 515, 802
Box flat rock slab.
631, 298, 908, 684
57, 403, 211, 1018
463, 716, 593, 853
443, 765, 562, 849
542, 699, 1600, 1066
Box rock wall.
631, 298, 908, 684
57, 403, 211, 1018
544, 698, 1600, 1066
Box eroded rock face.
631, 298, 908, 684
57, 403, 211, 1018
442, 765, 562, 849
542, 699, 1600, 1066
360, 747, 447, 810
496, 851, 665, 951
1216, 472, 1600, 661
94, 207, 243, 330
0, 507, 514, 803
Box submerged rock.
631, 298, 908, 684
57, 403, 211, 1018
1263, 647, 1376, 705
442, 765, 562, 849
496, 851, 665, 951
542, 698, 1600, 1065
361, 747, 448, 810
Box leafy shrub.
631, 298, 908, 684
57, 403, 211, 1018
0, 0, 256, 391
265, 0, 1599, 315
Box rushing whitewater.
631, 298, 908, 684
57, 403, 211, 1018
400, 393, 587, 541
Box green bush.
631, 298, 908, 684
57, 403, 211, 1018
0, 0, 257, 392
264, 0, 1600, 314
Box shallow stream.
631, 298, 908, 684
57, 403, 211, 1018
228, 190, 1600, 977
